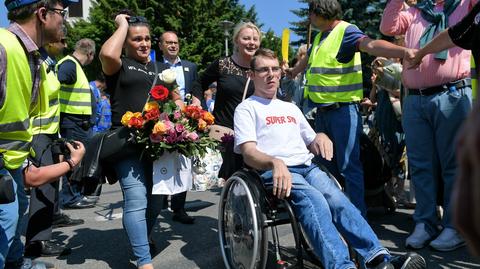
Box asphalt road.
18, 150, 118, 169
26, 183, 480, 269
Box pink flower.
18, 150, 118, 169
173, 111, 182, 120
165, 131, 177, 144
186, 132, 199, 141
159, 112, 170, 121
164, 120, 174, 132
175, 123, 185, 133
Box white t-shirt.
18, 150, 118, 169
234, 95, 316, 166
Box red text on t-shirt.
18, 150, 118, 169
265, 116, 297, 125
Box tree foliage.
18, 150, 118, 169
66, 0, 263, 79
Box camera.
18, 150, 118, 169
0, 155, 15, 204
51, 138, 77, 157
0, 174, 15, 204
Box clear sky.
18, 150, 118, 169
239, 0, 305, 43
1, 5, 7, 27
0, 1, 306, 41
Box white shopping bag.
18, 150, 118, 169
152, 151, 192, 195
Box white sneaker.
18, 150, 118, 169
405, 223, 434, 249
429, 228, 466, 251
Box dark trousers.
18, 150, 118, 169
60, 117, 92, 206
26, 134, 60, 242
163, 191, 187, 212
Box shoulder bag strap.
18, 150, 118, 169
242, 77, 250, 101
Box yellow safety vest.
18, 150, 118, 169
31, 62, 61, 135
0, 29, 34, 169
305, 21, 363, 104
471, 56, 478, 99
57, 55, 92, 115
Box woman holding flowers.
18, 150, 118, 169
193, 22, 261, 179
99, 12, 165, 269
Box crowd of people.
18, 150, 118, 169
0, 0, 480, 268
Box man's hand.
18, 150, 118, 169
66, 141, 86, 167
404, 48, 423, 69
308, 133, 333, 161
271, 158, 292, 199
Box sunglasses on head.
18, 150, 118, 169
128, 16, 148, 24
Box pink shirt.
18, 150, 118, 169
380, 0, 476, 89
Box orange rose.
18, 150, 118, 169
144, 101, 159, 111
128, 115, 144, 129
121, 111, 134, 126
152, 121, 168, 135
197, 119, 207, 131
202, 111, 215, 125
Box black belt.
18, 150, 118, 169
317, 102, 358, 113
408, 78, 471, 96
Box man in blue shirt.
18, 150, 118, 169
158, 31, 199, 224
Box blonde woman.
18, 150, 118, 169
193, 22, 261, 179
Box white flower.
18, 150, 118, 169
159, 69, 177, 84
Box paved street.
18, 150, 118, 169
28, 183, 480, 269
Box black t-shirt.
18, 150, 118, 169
193, 57, 254, 129
449, 2, 480, 84
105, 57, 157, 126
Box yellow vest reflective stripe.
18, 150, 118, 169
31, 62, 60, 134
305, 21, 363, 104
471, 56, 478, 99
0, 29, 34, 169
57, 55, 92, 115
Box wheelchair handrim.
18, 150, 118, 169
218, 176, 262, 269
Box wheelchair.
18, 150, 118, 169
218, 167, 346, 269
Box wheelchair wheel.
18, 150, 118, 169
219, 170, 269, 269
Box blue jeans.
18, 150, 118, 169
0, 168, 28, 267
60, 123, 92, 206
314, 104, 367, 215
403, 87, 472, 234
261, 164, 388, 269
115, 155, 163, 267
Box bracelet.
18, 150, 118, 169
65, 159, 76, 171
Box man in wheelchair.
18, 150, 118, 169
233, 48, 426, 269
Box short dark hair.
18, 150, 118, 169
308, 0, 342, 20
250, 48, 278, 70
7, 0, 61, 21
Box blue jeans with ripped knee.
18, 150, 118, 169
261, 164, 388, 269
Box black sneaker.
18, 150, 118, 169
390, 252, 426, 269
52, 213, 84, 228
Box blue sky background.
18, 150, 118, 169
239, 0, 305, 43
1, 5, 7, 27
1, 1, 305, 42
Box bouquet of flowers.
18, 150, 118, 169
120, 69, 218, 160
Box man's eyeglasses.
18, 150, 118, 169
48, 8, 68, 18
128, 16, 148, 24
254, 66, 282, 75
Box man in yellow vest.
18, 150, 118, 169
1, 1, 77, 268
56, 38, 95, 209
24, 30, 83, 258
287, 0, 408, 216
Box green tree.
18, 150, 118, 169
66, 0, 260, 79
